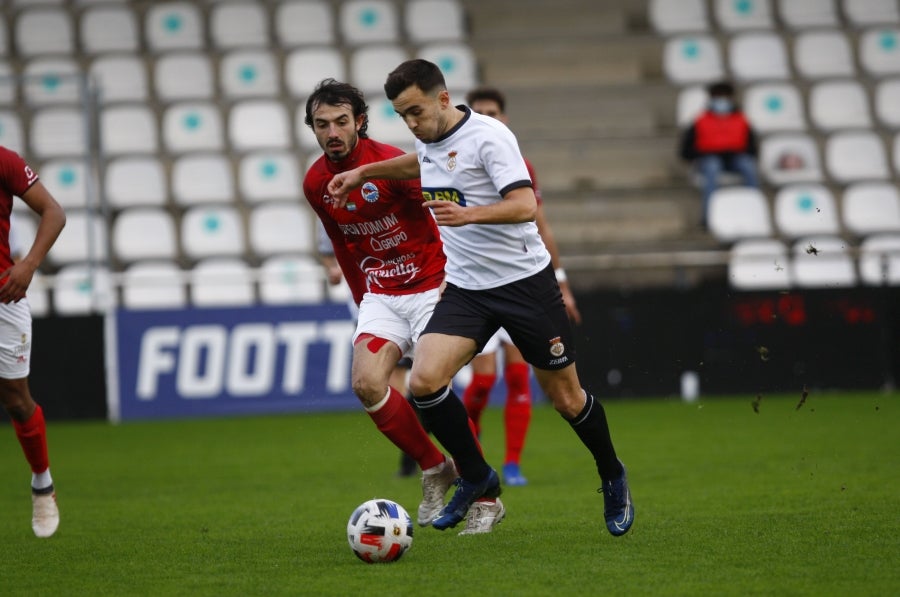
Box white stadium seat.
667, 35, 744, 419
777, 0, 839, 29
112, 207, 178, 263
40, 160, 88, 210
714, 0, 774, 31
90, 55, 149, 104
365, 96, 414, 147
23, 58, 80, 105
351, 45, 409, 93
842, 182, 900, 236
874, 78, 900, 127
663, 35, 725, 84
744, 83, 805, 132
295, 106, 322, 151
53, 263, 115, 315
259, 255, 326, 304
728, 238, 792, 290
239, 152, 302, 203
16, 8, 74, 57
842, 0, 900, 27
791, 236, 857, 287
210, 1, 269, 49
809, 80, 872, 131
219, 50, 280, 99
859, 234, 900, 285
276, 0, 336, 47
30, 108, 86, 158
405, 0, 466, 43
162, 102, 225, 154
80, 5, 139, 54
728, 32, 790, 81
228, 100, 291, 151
708, 187, 773, 243
676, 86, 707, 127
100, 105, 158, 155
180, 205, 246, 260
793, 30, 855, 79
122, 261, 188, 309
191, 258, 255, 306
284, 47, 347, 97
759, 133, 823, 185
418, 43, 477, 91
171, 154, 235, 206
145, 2, 204, 52
0, 111, 25, 154
650, 0, 710, 34
154, 53, 214, 101
47, 210, 108, 266
248, 202, 314, 257
340, 0, 400, 45
824, 131, 889, 183
859, 28, 900, 77
104, 157, 167, 209
773, 184, 839, 238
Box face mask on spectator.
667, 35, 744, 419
709, 98, 733, 114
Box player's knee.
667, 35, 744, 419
351, 373, 387, 408
0, 388, 35, 422
408, 370, 444, 398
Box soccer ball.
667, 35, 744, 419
347, 498, 413, 563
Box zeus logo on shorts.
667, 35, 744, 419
421, 188, 466, 206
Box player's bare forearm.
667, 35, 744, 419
328, 153, 420, 206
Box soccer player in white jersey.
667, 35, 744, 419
328, 60, 634, 536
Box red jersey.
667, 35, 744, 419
524, 158, 542, 205
694, 111, 752, 153
303, 137, 446, 305
0, 146, 39, 272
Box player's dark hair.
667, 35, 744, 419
707, 80, 735, 98
384, 59, 447, 100
465, 87, 506, 113
304, 78, 369, 138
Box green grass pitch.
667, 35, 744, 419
2, 392, 898, 596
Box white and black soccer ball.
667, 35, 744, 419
347, 498, 413, 563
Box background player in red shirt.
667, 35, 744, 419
303, 79, 503, 533
0, 146, 66, 537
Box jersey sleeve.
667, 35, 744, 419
480, 124, 532, 198
0, 147, 39, 197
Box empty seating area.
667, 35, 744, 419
653, 0, 900, 290
0, 0, 475, 313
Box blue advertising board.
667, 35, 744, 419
115, 304, 359, 420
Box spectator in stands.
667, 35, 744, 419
0, 145, 67, 538
679, 81, 759, 228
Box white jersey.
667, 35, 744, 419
416, 107, 551, 290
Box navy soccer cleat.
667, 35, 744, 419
431, 468, 502, 531
600, 463, 634, 536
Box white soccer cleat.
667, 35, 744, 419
417, 458, 457, 527
458, 497, 506, 535
32, 491, 59, 538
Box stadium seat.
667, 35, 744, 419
649, 0, 709, 34
874, 78, 900, 127
26, 271, 50, 318
0, 110, 24, 154
773, 184, 839, 238
100, 105, 158, 155
145, 2, 204, 52
219, 50, 280, 99
759, 133, 823, 185
326, 277, 353, 303
162, 102, 225, 154
15, 8, 73, 57
744, 83, 806, 132
190, 258, 255, 306
676, 85, 708, 127
859, 28, 900, 76
728, 238, 792, 290
284, 47, 347, 98
53, 263, 115, 315
859, 234, 900, 285
793, 30, 855, 79
663, 35, 725, 84
791, 236, 857, 287
0, 63, 14, 105
228, 100, 291, 151
180, 205, 246, 260
90, 55, 149, 104
417, 43, 477, 90
104, 157, 167, 209
47, 210, 108, 266
23, 58, 80, 105
10, 211, 36, 254
708, 187, 773, 243
239, 151, 302, 203
30, 108, 86, 158
259, 255, 326, 304
153, 53, 215, 101
728, 32, 790, 81
210, 1, 269, 48
713, 0, 774, 30
171, 154, 235, 206
365, 96, 414, 146
80, 5, 138, 54
777, 0, 839, 29
809, 80, 872, 130
824, 131, 889, 183
405, 0, 466, 42
40, 160, 88, 210
295, 108, 321, 151
842, 182, 900, 235
112, 207, 178, 263
842, 0, 900, 27
248, 202, 315, 257
275, 0, 336, 47
121, 261, 188, 309
340, 0, 400, 45
351, 45, 409, 93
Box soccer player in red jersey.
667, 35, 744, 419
0, 145, 66, 537
303, 79, 503, 533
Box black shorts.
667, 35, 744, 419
422, 264, 576, 370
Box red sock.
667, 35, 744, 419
462, 373, 495, 436
12, 404, 49, 474
503, 363, 532, 465
367, 387, 444, 471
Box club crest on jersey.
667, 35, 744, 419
361, 181, 380, 203
549, 337, 565, 357
447, 151, 458, 171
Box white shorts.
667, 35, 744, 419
0, 299, 32, 379
353, 288, 441, 357
480, 327, 513, 355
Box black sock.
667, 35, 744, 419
567, 392, 624, 482
413, 386, 490, 483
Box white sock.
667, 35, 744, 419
364, 389, 392, 413
32, 469, 53, 491
422, 457, 448, 476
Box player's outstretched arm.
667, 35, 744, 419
328, 153, 420, 206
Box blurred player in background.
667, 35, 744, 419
328, 60, 633, 537
303, 79, 503, 533
0, 145, 66, 538
460, 87, 583, 487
